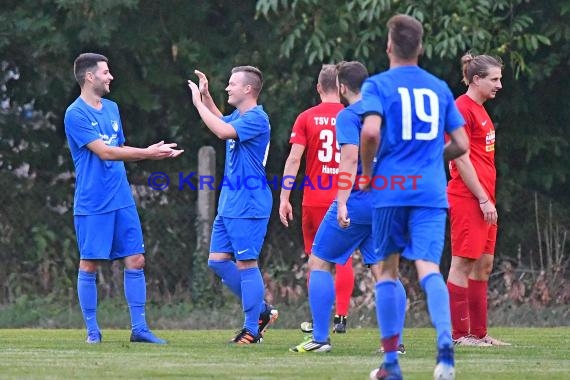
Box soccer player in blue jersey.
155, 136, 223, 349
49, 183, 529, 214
187, 66, 277, 344
64, 53, 183, 344
289, 61, 408, 353
360, 15, 469, 380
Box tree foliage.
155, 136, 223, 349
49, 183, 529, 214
255, 0, 569, 201
0, 0, 568, 307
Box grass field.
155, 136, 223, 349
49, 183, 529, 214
0, 327, 568, 379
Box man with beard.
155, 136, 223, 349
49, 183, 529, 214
289, 61, 400, 352
64, 52, 183, 344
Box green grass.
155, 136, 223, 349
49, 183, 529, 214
0, 328, 568, 379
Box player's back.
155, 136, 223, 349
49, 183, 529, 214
290, 102, 344, 207
361, 66, 464, 208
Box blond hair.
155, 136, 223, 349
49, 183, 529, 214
461, 53, 503, 86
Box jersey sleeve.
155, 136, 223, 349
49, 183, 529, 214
360, 78, 384, 117
444, 89, 466, 134
114, 103, 126, 146
289, 112, 307, 145
336, 109, 360, 147
64, 108, 101, 149
229, 108, 267, 142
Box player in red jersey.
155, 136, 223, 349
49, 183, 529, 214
447, 53, 510, 346
279, 64, 354, 333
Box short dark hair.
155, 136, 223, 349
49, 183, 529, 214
73, 53, 108, 87
336, 61, 369, 93
318, 64, 338, 93
387, 14, 423, 60
231, 65, 263, 97
461, 52, 503, 86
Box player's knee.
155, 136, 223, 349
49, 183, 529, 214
308, 255, 332, 272
450, 258, 473, 279
125, 254, 145, 270
236, 259, 257, 270
474, 261, 493, 279
79, 261, 99, 272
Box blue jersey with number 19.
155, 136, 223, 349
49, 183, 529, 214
360, 66, 464, 208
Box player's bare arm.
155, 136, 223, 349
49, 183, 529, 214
279, 143, 305, 227
443, 126, 469, 161
188, 80, 237, 140
87, 139, 183, 161
194, 69, 223, 118
337, 143, 358, 228
359, 114, 381, 190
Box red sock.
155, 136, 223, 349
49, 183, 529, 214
447, 281, 469, 340
334, 256, 354, 316
468, 278, 488, 338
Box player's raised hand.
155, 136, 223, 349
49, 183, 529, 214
187, 80, 202, 107
337, 203, 350, 228
279, 200, 293, 227
194, 70, 209, 96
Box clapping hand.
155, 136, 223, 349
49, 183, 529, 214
194, 70, 210, 96
148, 140, 184, 159
187, 80, 202, 107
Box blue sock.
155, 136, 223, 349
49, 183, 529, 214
124, 269, 148, 333
77, 270, 100, 333
375, 280, 400, 364
209, 260, 267, 315
420, 272, 452, 349
395, 278, 407, 346
309, 270, 335, 343
208, 260, 242, 298
240, 267, 264, 335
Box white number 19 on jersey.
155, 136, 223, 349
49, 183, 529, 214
398, 87, 439, 141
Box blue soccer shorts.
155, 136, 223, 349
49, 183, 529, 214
372, 206, 447, 264
312, 201, 375, 265
210, 215, 269, 261
74, 205, 145, 260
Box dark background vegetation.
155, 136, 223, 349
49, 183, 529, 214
0, 0, 568, 327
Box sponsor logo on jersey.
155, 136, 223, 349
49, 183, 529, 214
485, 130, 495, 151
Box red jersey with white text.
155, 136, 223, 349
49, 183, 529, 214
289, 102, 344, 207
448, 94, 497, 202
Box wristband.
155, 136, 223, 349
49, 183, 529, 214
479, 199, 489, 205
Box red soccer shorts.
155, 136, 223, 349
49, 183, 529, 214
449, 194, 497, 260
301, 205, 330, 254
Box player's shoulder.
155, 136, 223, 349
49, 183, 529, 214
348, 100, 364, 114
64, 97, 88, 122
455, 94, 470, 105
297, 103, 319, 117
363, 71, 388, 86
244, 105, 269, 122
361, 70, 395, 96
454, 94, 476, 113
417, 67, 453, 92
339, 101, 362, 119
65, 97, 83, 113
